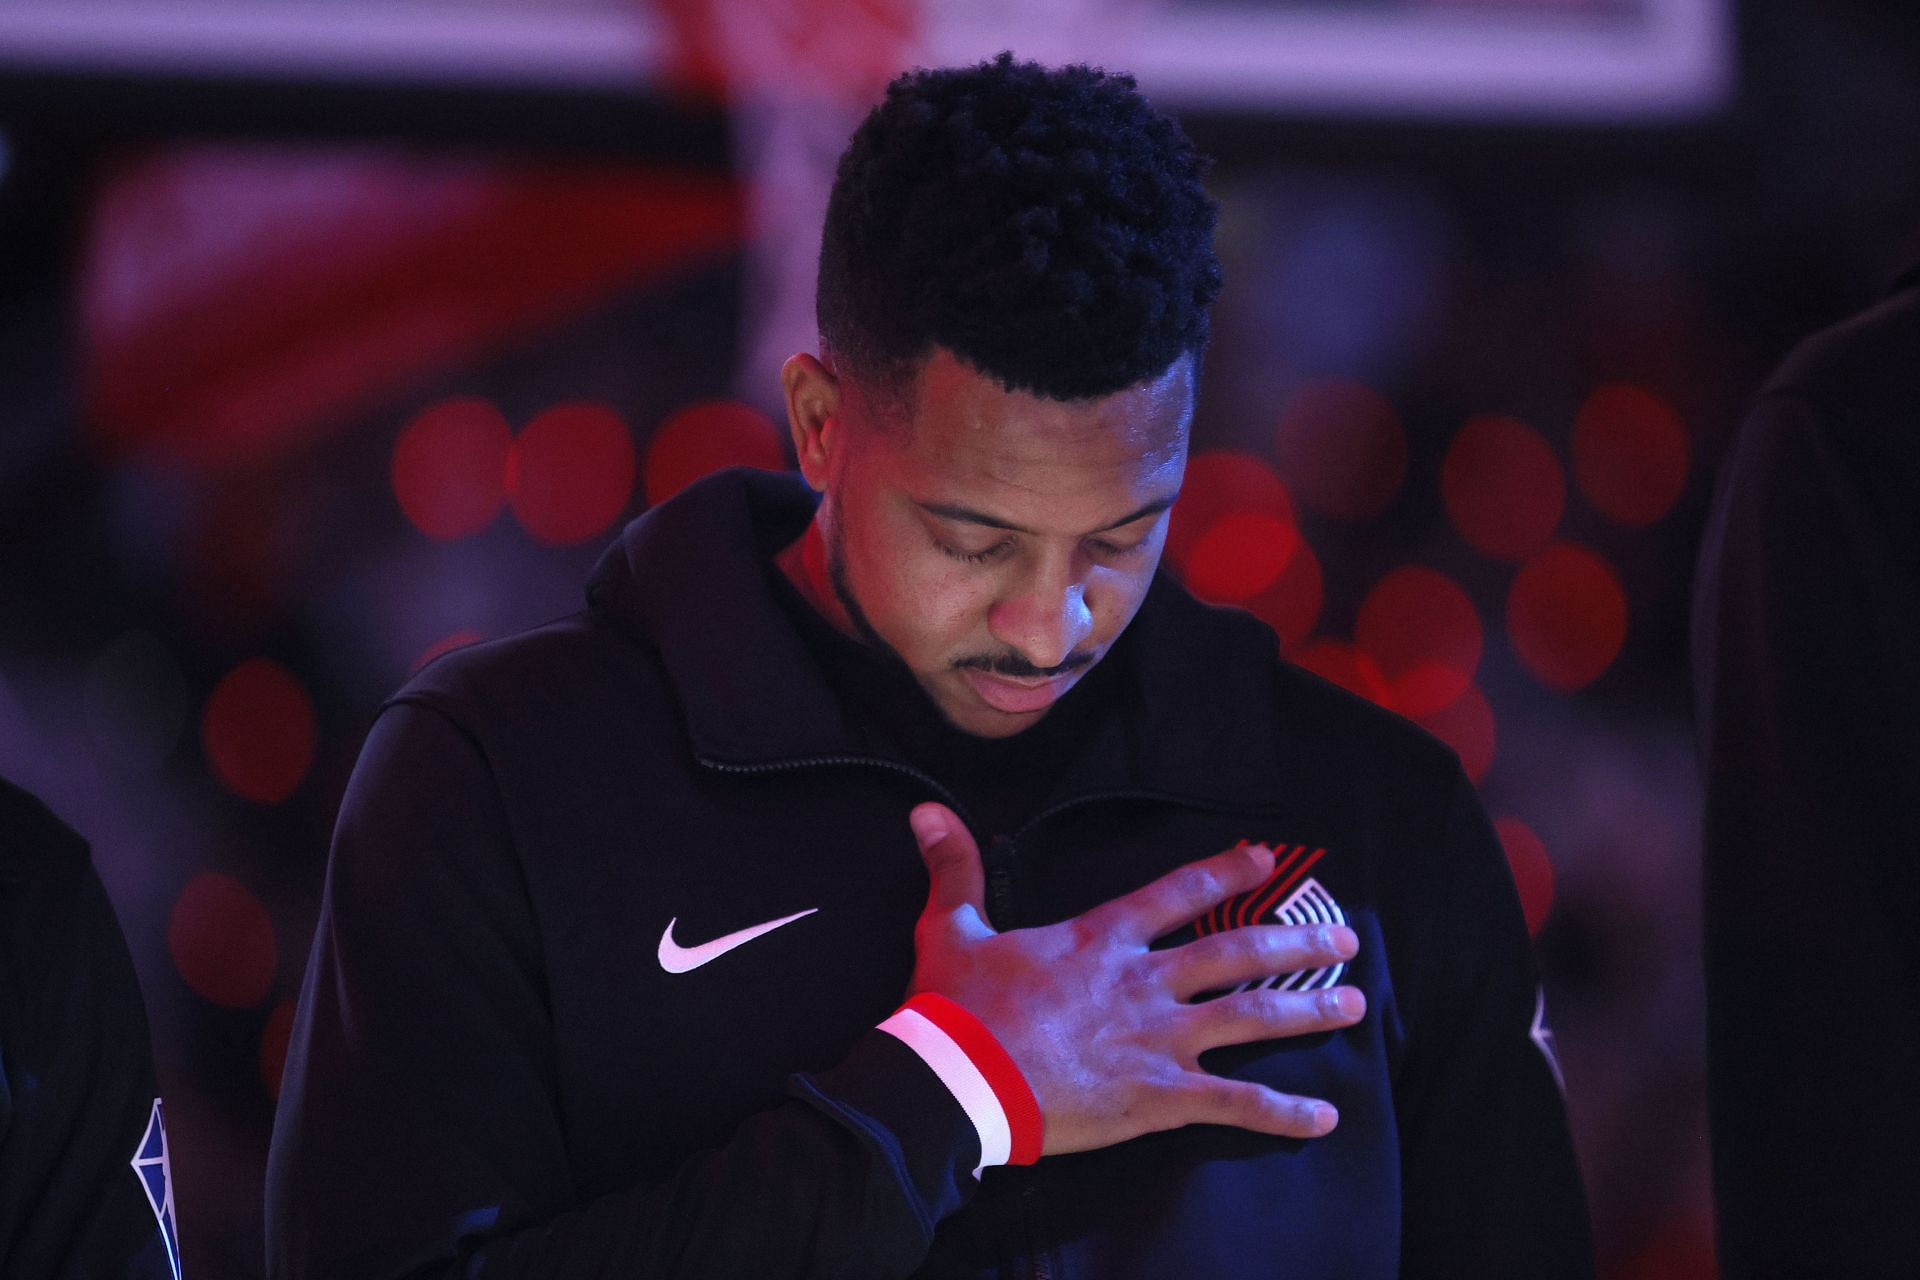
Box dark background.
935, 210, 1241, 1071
2, 1, 1916, 1274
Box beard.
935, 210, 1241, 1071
824, 506, 909, 665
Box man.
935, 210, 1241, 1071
1695, 263, 1920, 1275
0, 776, 181, 1279
268, 55, 1590, 1278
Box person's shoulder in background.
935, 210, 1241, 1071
1759, 271, 1920, 492
1766, 267, 1920, 398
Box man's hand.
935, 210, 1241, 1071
906, 802, 1364, 1157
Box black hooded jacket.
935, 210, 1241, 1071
267, 466, 1591, 1279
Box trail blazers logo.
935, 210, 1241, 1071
1194, 844, 1347, 992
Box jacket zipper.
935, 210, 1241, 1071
984, 834, 1019, 930
698, 758, 1281, 854
1010, 785, 1285, 848
697, 753, 979, 836
1018, 1179, 1053, 1280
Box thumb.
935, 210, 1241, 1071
909, 802, 991, 932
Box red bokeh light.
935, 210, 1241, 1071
390, 397, 513, 541
1166, 450, 1295, 577
201, 658, 316, 804
1572, 383, 1690, 528
1494, 816, 1556, 937
1184, 511, 1301, 603
1507, 543, 1629, 692
414, 629, 485, 673
506, 401, 637, 545
1442, 415, 1565, 561
261, 998, 296, 1098
1273, 379, 1408, 521
643, 398, 787, 507
189, 483, 275, 619
1416, 683, 1496, 784
1243, 537, 1324, 653
168, 871, 277, 1008
84, 159, 742, 473
1289, 639, 1392, 708
1354, 565, 1483, 718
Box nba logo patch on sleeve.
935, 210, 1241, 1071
1530, 987, 1567, 1096
132, 1097, 183, 1280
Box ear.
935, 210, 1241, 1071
782, 353, 841, 490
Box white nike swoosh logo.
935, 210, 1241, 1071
657, 908, 818, 974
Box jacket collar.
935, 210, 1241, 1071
588, 467, 1291, 813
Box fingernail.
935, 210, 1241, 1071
908, 806, 948, 848
1244, 843, 1275, 872
1312, 1102, 1339, 1134
1320, 925, 1359, 958
1322, 987, 1365, 1020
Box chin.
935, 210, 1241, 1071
955, 709, 1045, 739
930, 685, 1048, 739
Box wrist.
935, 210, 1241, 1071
878, 992, 1044, 1171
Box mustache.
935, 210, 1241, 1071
952, 651, 1096, 680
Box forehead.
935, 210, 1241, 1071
870, 349, 1193, 514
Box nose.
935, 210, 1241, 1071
987, 559, 1095, 673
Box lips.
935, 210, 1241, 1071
963, 670, 1070, 715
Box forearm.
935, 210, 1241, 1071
425, 1030, 983, 1280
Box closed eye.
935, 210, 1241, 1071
937, 534, 1146, 565
935, 536, 1012, 565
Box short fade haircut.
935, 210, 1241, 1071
816, 52, 1223, 411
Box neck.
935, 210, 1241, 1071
775, 518, 863, 642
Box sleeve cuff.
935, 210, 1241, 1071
877, 992, 1044, 1171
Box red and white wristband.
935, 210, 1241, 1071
877, 992, 1044, 1175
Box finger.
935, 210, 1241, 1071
1181, 985, 1366, 1056
1082, 843, 1276, 947
1162, 1073, 1339, 1140
1162, 924, 1359, 1000
909, 803, 992, 935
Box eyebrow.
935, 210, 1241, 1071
915, 495, 1178, 537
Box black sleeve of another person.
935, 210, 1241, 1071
0, 778, 178, 1279
1693, 291, 1920, 1275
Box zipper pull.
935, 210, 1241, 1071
984, 834, 1018, 931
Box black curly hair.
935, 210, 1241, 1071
816, 53, 1222, 412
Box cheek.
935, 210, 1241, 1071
849, 526, 991, 653
903, 560, 996, 647
1088, 561, 1158, 637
